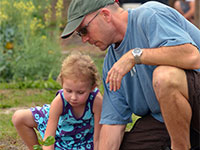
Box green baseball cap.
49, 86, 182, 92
61, 0, 115, 39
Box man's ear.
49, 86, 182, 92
101, 8, 111, 22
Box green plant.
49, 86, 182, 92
11, 78, 61, 90
11, 35, 62, 81
0, 49, 14, 81
33, 135, 56, 150
0, 0, 63, 82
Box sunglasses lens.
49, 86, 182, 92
80, 27, 87, 35
77, 27, 87, 37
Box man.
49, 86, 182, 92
61, 0, 200, 149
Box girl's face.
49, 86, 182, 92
62, 78, 94, 107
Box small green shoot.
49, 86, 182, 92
33, 136, 56, 150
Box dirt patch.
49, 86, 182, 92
0, 107, 28, 115
0, 139, 26, 150
0, 106, 31, 150
60, 34, 107, 57
0, 89, 44, 95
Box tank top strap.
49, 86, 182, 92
88, 87, 99, 114
56, 89, 69, 115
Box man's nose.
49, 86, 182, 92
81, 35, 89, 43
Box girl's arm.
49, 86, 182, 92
42, 94, 63, 150
92, 92, 103, 150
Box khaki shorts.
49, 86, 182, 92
119, 70, 200, 150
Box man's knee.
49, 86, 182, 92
153, 66, 178, 92
152, 66, 186, 101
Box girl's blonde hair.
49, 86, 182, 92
58, 52, 100, 88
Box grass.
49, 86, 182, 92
0, 88, 58, 148
0, 89, 57, 108
0, 113, 16, 138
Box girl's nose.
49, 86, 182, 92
71, 92, 77, 100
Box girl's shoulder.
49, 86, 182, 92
88, 87, 99, 101
56, 89, 63, 96
91, 88, 103, 114
55, 89, 68, 115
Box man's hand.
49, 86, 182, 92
106, 50, 135, 91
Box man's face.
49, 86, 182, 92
76, 10, 112, 51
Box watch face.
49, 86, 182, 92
134, 48, 141, 54
132, 48, 143, 64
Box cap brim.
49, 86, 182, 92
61, 16, 85, 39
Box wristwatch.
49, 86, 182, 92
132, 48, 143, 64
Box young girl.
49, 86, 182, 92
12, 52, 103, 150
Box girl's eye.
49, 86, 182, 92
78, 91, 84, 94
66, 89, 72, 93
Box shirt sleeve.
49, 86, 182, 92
100, 61, 132, 125
143, 7, 197, 48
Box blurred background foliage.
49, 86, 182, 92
0, 0, 71, 88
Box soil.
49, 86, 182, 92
0, 106, 29, 150
0, 140, 27, 150
60, 34, 106, 57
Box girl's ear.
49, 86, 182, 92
91, 84, 97, 91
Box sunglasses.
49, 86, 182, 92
77, 10, 101, 37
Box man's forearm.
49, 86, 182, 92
141, 44, 200, 69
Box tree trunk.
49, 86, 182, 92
195, 0, 200, 29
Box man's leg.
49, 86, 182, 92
120, 115, 171, 150
152, 66, 191, 150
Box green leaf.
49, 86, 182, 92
33, 145, 43, 150
38, 135, 44, 145
43, 136, 56, 146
